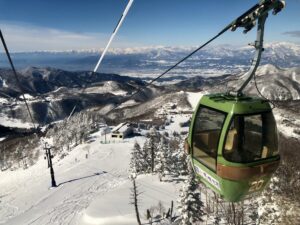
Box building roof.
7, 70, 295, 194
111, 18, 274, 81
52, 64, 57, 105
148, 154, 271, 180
111, 122, 130, 133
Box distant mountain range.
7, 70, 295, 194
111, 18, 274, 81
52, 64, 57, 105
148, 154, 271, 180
0, 67, 144, 97
0, 67, 163, 126
1, 42, 299, 78
0, 41, 299, 132
0, 62, 299, 129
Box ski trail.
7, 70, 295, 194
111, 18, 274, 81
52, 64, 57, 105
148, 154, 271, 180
2, 141, 131, 225
6, 171, 127, 225
1, 133, 133, 225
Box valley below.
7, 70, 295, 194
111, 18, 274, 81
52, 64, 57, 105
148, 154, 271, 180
1, 43, 300, 224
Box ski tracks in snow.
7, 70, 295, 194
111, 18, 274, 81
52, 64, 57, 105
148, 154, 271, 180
1, 137, 133, 225
9, 171, 127, 225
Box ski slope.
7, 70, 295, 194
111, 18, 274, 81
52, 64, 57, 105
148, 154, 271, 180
0, 123, 183, 225
186, 91, 207, 110
80, 175, 178, 225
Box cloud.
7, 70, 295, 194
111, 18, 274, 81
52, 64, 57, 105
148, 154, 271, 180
0, 22, 136, 52
282, 30, 300, 38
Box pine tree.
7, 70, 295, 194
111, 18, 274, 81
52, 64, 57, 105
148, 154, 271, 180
155, 137, 171, 181
142, 139, 152, 173
144, 131, 160, 173
130, 142, 149, 174
172, 140, 188, 176
177, 164, 205, 225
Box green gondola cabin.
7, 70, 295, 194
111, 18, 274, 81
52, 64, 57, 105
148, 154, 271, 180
185, 94, 280, 202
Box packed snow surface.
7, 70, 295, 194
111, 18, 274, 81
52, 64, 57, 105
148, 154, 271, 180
0, 97, 9, 104
80, 175, 177, 225
19, 94, 35, 100
0, 118, 185, 225
0, 113, 36, 129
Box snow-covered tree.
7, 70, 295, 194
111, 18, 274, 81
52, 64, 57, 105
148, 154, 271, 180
256, 135, 300, 225
130, 142, 150, 174
155, 137, 171, 181
171, 140, 188, 176
256, 177, 283, 225
48, 110, 99, 153
142, 139, 153, 173
143, 130, 160, 173
177, 164, 205, 225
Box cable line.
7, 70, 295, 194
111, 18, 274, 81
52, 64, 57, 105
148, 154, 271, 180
103, 28, 229, 115
0, 29, 36, 129
102, 0, 285, 143
66, 0, 135, 121
102, 3, 255, 115
93, 0, 134, 73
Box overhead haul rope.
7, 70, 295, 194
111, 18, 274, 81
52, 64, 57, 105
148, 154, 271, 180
66, 0, 135, 121
94, 0, 134, 73
0, 0, 284, 133
0, 30, 36, 129
103, 25, 230, 115
103, 0, 285, 116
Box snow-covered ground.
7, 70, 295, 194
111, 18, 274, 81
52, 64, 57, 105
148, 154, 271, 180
0, 116, 187, 225
186, 91, 207, 110
273, 107, 300, 138
164, 114, 190, 135
1, 90, 298, 225
19, 94, 35, 100
80, 175, 178, 225
0, 97, 9, 104
118, 99, 138, 109
0, 113, 37, 129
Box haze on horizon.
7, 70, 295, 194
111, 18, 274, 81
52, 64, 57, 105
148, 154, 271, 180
0, 0, 299, 52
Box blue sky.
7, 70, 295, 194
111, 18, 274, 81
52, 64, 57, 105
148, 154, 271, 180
0, 0, 299, 51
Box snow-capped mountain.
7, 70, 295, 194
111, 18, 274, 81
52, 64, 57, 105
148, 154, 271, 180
0, 67, 165, 128
1, 62, 299, 131
171, 64, 300, 101
0, 41, 299, 132
14, 42, 300, 58
236, 64, 300, 100
0, 67, 144, 96
1, 42, 299, 76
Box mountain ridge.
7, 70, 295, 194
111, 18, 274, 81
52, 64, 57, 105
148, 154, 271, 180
1, 42, 299, 72
9, 41, 300, 55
